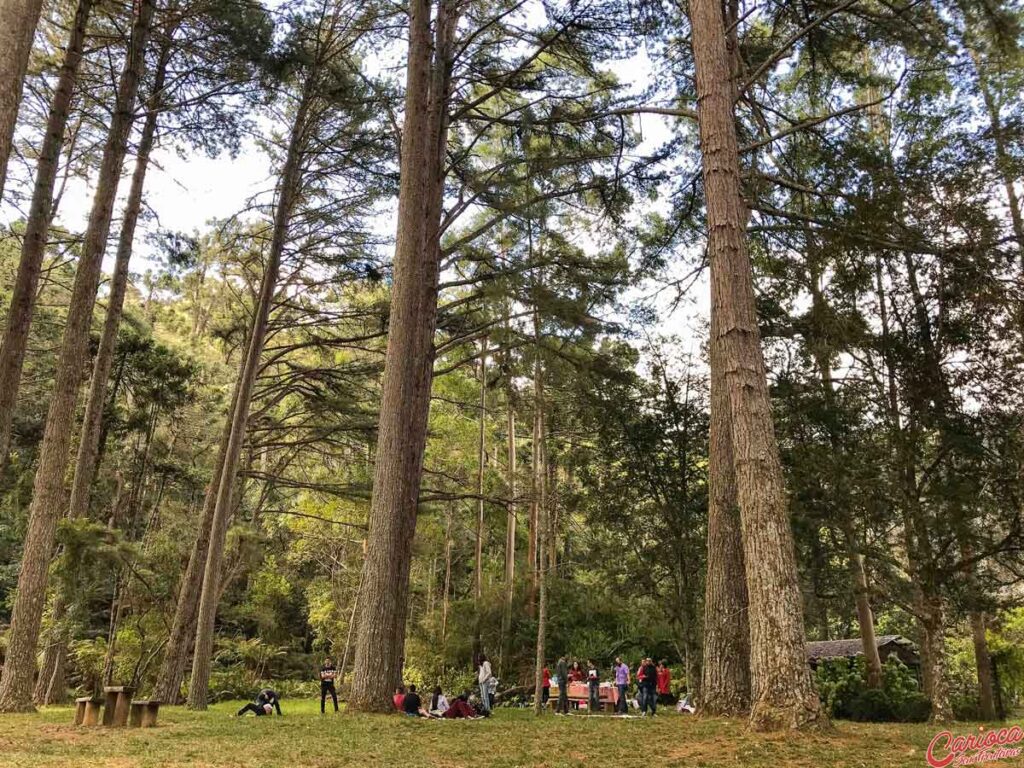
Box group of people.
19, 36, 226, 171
547, 656, 674, 716
235, 652, 677, 720
392, 684, 488, 720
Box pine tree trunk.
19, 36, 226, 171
500, 373, 516, 666
689, 0, 824, 731
0, 0, 45, 200
0, 0, 94, 465
186, 83, 310, 710
970, 611, 996, 721
920, 596, 952, 723
66, 45, 168, 523
700, 321, 750, 714
532, 363, 547, 716
0, 0, 155, 713
473, 338, 487, 660
152, 400, 235, 704
347, 0, 457, 713
850, 550, 883, 689
527, 307, 542, 615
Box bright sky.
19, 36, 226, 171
3, 6, 710, 373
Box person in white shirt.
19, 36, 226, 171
477, 655, 493, 713
430, 686, 450, 715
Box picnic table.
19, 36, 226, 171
548, 681, 620, 712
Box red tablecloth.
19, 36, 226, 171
553, 681, 620, 703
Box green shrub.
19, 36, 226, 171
848, 688, 895, 722
893, 692, 932, 722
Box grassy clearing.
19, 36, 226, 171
0, 699, 1020, 768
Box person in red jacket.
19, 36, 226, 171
392, 686, 406, 712
656, 660, 673, 705
542, 665, 551, 706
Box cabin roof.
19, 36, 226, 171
806, 635, 917, 661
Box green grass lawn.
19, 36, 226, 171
0, 700, 1020, 768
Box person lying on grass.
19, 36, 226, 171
236, 688, 282, 717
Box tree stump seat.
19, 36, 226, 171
102, 686, 135, 727
129, 699, 161, 728
74, 696, 104, 726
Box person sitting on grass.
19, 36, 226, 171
430, 686, 450, 716
402, 684, 435, 718
442, 693, 482, 719
236, 688, 282, 717
393, 685, 406, 712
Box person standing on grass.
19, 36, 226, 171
586, 659, 600, 713
542, 664, 551, 707
613, 657, 630, 714
635, 658, 647, 713
640, 658, 658, 717
478, 654, 494, 714
555, 655, 570, 715
236, 687, 282, 717
656, 660, 672, 706
319, 657, 338, 713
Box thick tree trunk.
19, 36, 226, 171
67, 45, 168, 523
970, 611, 997, 721
0, 0, 155, 713
689, 0, 823, 730
920, 597, 952, 723
0, 0, 94, 465
700, 321, 751, 715
347, 0, 456, 713
152, 401, 235, 703
186, 83, 310, 710
0, 0, 45, 200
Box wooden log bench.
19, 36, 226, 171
129, 699, 161, 728
102, 686, 134, 727
75, 696, 104, 726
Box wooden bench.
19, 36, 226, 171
129, 699, 161, 728
75, 696, 104, 726
102, 686, 134, 727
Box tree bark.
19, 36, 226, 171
0, 0, 94, 466
970, 610, 997, 721
700, 318, 751, 714
0, 0, 45, 200
347, 0, 457, 713
66, 43, 169, 524
527, 306, 542, 615
152, 398, 235, 703
532, 413, 548, 717
689, 0, 824, 730
186, 80, 310, 710
500, 364, 516, 669
473, 338, 487, 660
0, 0, 155, 713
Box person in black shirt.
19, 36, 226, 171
319, 657, 338, 713
236, 688, 282, 716
402, 684, 432, 718
640, 658, 658, 716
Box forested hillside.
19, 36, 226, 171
0, 0, 1022, 737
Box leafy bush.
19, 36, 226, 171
892, 692, 932, 722
848, 688, 894, 721
813, 654, 931, 722
814, 656, 867, 718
